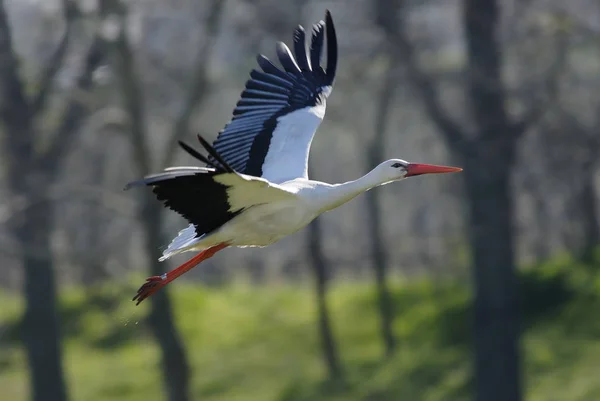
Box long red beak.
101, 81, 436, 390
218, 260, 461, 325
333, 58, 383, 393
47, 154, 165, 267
406, 163, 463, 177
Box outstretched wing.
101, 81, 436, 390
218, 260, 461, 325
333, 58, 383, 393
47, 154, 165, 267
210, 10, 338, 183
125, 135, 294, 247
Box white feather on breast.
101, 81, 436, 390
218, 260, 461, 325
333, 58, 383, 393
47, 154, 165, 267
216, 199, 318, 247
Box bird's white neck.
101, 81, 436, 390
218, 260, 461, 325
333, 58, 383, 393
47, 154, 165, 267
317, 168, 395, 213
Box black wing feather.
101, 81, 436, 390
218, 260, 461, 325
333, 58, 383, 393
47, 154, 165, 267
276, 42, 301, 74
293, 26, 311, 71
325, 11, 338, 84
310, 22, 325, 72
124, 142, 239, 238
150, 173, 240, 239
178, 140, 217, 168
256, 55, 293, 82
195, 134, 234, 173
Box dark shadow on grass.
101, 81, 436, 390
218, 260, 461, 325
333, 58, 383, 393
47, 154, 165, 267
91, 324, 141, 349
519, 265, 575, 328
278, 375, 348, 401
0, 283, 144, 350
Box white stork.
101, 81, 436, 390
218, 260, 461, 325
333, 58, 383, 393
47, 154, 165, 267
126, 11, 462, 305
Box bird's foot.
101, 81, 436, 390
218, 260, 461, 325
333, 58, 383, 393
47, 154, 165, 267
132, 274, 167, 305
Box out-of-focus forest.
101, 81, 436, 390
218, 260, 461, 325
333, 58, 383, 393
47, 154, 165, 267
1, 0, 599, 400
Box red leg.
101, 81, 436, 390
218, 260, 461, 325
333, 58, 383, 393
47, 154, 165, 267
133, 243, 228, 305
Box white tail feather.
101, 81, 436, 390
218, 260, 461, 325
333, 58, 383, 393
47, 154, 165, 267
159, 224, 203, 261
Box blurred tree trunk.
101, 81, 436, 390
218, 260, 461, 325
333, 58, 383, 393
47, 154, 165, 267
545, 111, 600, 263
462, 140, 521, 401
99, 0, 224, 400
462, 4, 522, 397
571, 153, 600, 263
307, 220, 343, 381
562, 167, 600, 263
573, 118, 600, 263
101, 1, 191, 396
18, 197, 68, 401
80, 142, 111, 286
376, 0, 565, 399
0, 1, 103, 400
365, 54, 399, 357
532, 198, 551, 261
523, 175, 551, 262
142, 204, 191, 401
578, 171, 600, 262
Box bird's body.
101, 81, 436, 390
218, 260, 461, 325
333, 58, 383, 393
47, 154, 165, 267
164, 179, 321, 254
158, 175, 370, 257
126, 10, 462, 304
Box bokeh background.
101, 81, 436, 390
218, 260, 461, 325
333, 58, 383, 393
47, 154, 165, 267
1, 0, 599, 400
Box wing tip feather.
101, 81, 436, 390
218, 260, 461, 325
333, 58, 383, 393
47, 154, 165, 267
276, 41, 301, 73
293, 25, 311, 72
324, 10, 337, 85
196, 134, 236, 174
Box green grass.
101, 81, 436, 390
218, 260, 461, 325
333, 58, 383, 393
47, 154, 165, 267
1, 257, 600, 401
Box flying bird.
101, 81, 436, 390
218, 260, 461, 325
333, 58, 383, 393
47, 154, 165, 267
126, 10, 462, 305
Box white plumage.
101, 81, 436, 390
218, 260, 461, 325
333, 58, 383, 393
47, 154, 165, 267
126, 11, 462, 304
260, 106, 325, 183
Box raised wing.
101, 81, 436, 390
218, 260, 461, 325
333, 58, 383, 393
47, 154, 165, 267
210, 10, 338, 183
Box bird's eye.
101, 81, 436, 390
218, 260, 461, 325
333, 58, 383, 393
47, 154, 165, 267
391, 162, 404, 168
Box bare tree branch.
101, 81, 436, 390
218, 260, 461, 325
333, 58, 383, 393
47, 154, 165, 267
511, 26, 569, 138
162, 0, 226, 168
31, 0, 79, 115
100, 0, 151, 175
555, 108, 600, 163
140, 52, 189, 92
0, 0, 35, 167
402, 48, 467, 151
374, 0, 468, 152
0, 184, 136, 226
366, 50, 400, 356
41, 35, 104, 168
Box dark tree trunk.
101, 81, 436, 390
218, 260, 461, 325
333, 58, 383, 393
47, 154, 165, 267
18, 194, 68, 401
365, 55, 398, 357
578, 172, 600, 263
0, 3, 70, 398
464, 14, 523, 401
463, 1, 523, 399
532, 191, 551, 262
377, 0, 561, 399
142, 201, 191, 401
80, 141, 111, 286
365, 190, 396, 356
307, 220, 342, 381
462, 144, 521, 401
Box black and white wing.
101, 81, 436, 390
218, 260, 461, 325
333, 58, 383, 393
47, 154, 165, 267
125, 135, 294, 256
210, 10, 338, 183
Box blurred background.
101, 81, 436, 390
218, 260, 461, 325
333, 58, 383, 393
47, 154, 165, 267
1, 0, 599, 400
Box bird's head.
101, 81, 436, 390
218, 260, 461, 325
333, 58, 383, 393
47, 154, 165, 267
377, 159, 463, 183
